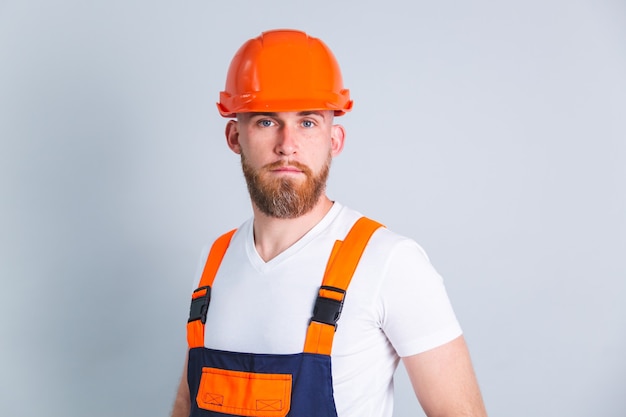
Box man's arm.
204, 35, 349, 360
403, 335, 487, 417
171, 353, 190, 417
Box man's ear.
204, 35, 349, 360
225, 120, 241, 154
330, 124, 346, 157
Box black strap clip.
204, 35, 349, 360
188, 286, 211, 324
311, 286, 346, 329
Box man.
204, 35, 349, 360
172, 29, 487, 417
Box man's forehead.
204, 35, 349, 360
238, 110, 332, 120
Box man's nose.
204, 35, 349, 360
276, 125, 297, 156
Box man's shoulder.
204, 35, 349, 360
335, 203, 409, 237
215, 217, 253, 243
334, 204, 427, 258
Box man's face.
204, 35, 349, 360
225, 111, 345, 218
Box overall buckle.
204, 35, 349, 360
188, 286, 211, 324
311, 285, 346, 329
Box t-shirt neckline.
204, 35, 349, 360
245, 202, 344, 273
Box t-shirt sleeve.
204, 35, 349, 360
379, 238, 462, 357
191, 244, 211, 289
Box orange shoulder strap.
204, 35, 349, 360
187, 229, 237, 348
303, 217, 383, 355
199, 229, 238, 288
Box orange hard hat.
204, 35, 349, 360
217, 29, 353, 118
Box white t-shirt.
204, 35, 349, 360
192, 202, 462, 417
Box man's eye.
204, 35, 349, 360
258, 120, 274, 127
302, 120, 315, 128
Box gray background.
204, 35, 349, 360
1, 0, 625, 416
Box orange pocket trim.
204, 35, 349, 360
196, 367, 292, 417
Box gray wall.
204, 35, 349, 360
1, 1, 624, 416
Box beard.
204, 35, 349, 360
241, 152, 331, 219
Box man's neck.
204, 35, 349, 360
252, 196, 334, 262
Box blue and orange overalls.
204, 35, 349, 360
186, 217, 383, 417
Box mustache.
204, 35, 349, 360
263, 160, 312, 175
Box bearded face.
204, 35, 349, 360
241, 152, 331, 219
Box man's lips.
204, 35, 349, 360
271, 166, 304, 173
264, 160, 311, 176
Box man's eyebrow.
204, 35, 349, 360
248, 111, 327, 119
297, 111, 327, 119
249, 112, 278, 118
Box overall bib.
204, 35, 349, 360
186, 217, 383, 417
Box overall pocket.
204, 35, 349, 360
196, 367, 292, 417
